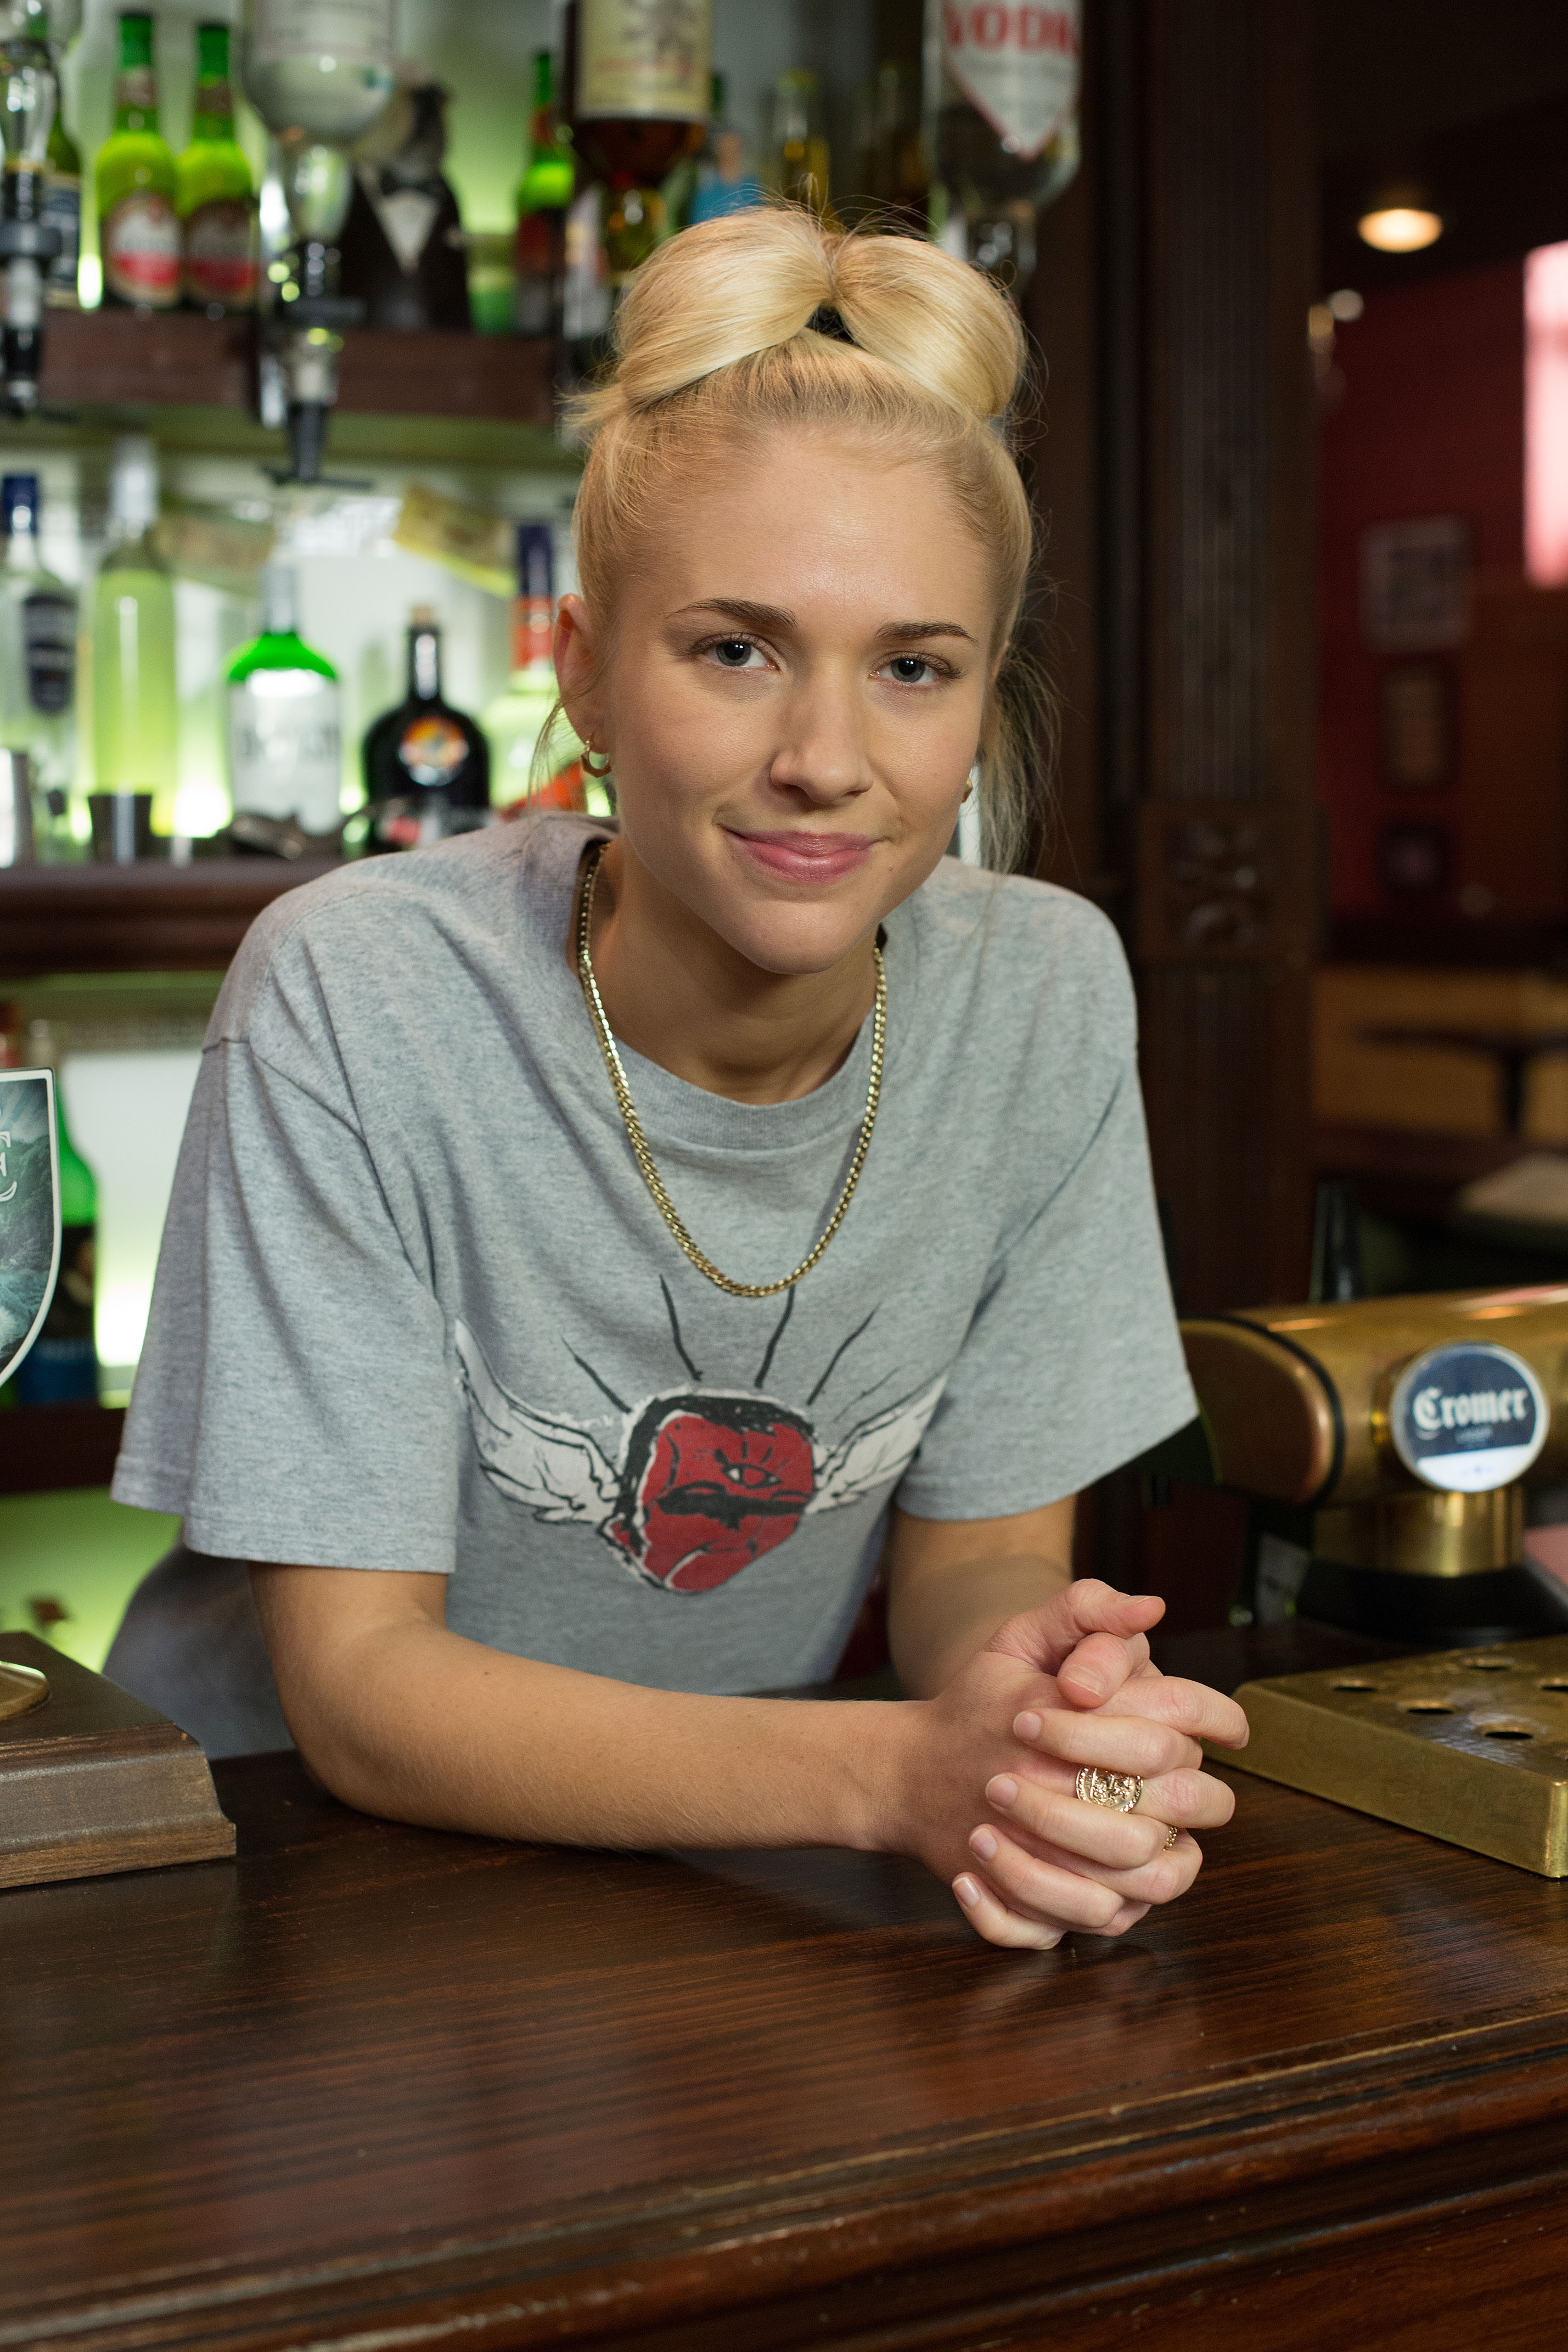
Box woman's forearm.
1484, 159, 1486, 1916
254, 1571, 897, 1853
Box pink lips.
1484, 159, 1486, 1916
727, 829, 874, 885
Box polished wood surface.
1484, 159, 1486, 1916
0, 857, 334, 978
4, 1625, 1566, 2351
0, 1634, 234, 1888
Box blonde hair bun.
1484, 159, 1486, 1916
595, 204, 1027, 428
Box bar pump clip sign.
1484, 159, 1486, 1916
0, 1066, 60, 1391
1390, 1341, 1549, 1492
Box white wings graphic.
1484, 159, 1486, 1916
806, 1376, 946, 1513
454, 1320, 619, 1526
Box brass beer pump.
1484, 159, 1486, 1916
1182, 1287, 1568, 1645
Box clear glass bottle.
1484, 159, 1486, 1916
12, 1018, 99, 1408
243, 0, 395, 145
767, 70, 836, 223
923, 0, 1081, 301
177, 20, 257, 317
687, 74, 763, 227
96, 10, 180, 312
227, 564, 341, 834
480, 523, 590, 811
91, 435, 176, 837
0, 473, 76, 833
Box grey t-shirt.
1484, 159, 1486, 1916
114, 813, 1194, 1696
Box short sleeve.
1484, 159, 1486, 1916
112, 1032, 458, 1572
895, 961, 1195, 1522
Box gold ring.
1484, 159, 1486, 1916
1075, 1765, 1144, 1814
1164, 1823, 1179, 1849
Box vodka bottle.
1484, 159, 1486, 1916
91, 435, 176, 833
243, 0, 394, 145
0, 473, 75, 809
924, 0, 1081, 300
227, 564, 342, 833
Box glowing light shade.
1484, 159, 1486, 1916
1357, 206, 1444, 254
1526, 242, 1568, 587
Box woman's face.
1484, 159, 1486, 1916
557, 430, 1000, 976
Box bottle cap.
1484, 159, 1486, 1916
108, 435, 159, 531
258, 562, 298, 637
515, 522, 553, 602
0, 474, 39, 536
409, 604, 438, 630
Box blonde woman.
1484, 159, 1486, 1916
110, 209, 1246, 1951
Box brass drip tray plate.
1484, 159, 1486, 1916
1216, 1636, 1568, 1875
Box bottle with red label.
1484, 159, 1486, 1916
96, 10, 179, 312
176, 21, 257, 317
358, 607, 491, 855
924, 0, 1081, 301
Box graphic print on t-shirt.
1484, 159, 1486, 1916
455, 1316, 944, 1595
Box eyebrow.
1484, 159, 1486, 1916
671, 598, 977, 645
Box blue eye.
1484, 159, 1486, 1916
889, 655, 932, 683
713, 639, 755, 667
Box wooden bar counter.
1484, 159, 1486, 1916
5, 1626, 1567, 2352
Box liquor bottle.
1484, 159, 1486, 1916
243, 0, 395, 144
923, 0, 1081, 301
227, 565, 342, 836
12, 1018, 99, 1407
480, 524, 589, 811
91, 435, 176, 835
43, 77, 80, 307
96, 10, 179, 312
767, 70, 836, 222
338, 74, 469, 332
514, 49, 574, 334
357, 607, 490, 854
177, 20, 257, 317
563, 0, 710, 285
848, 62, 928, 229
687, 76, 763, 227
0, 474, 76, 823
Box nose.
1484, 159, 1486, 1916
765, 669, 874, 807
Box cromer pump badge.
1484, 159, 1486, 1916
1389, 1340, 1549, 1492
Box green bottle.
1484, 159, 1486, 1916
227, 566, 342, 833
514, 50, 575, 334
44, 103, 82, 308
177, 21, 257, 317
97, 11, 179, 312
12, 1020, 99, 1407
92, 436, 177, 838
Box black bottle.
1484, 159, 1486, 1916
358, 607, 490, 854
338, 80, 470, 333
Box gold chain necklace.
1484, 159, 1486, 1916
575, 839, 886, 1299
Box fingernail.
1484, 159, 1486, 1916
987, 1774, 1018, 1810
953, 1874, 981, 1907
1014, 1710, 1042, 1742
1068, 1666, 1106, 1697
969, 1827, 998, 1861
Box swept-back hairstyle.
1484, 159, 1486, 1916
553, 204, 1047, 871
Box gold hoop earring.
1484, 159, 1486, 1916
582, 747, 612, 779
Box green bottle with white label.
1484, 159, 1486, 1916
227, 566, 342, 833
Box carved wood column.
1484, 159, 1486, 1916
1134, 0, 1318, 1311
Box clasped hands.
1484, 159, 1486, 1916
891, 1580, 1250, 1951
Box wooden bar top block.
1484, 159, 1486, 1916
0, 1633, 234, 1888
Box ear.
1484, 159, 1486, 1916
554, 595, 603, 743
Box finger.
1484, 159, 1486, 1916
1055, 1629, 1153, 1710
1098, 1675, 1250, 1751
987, 1767, 1235, 1858
966, 1827, 1128, 1932
976, 1823, 1202, 1916
952, 1872, 1067, 1950
1011, 1705, 1203, 1779
987, 1580, 1166, 1680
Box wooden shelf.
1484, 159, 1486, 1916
0, 858, 338, 976
33, 307, 558, 427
